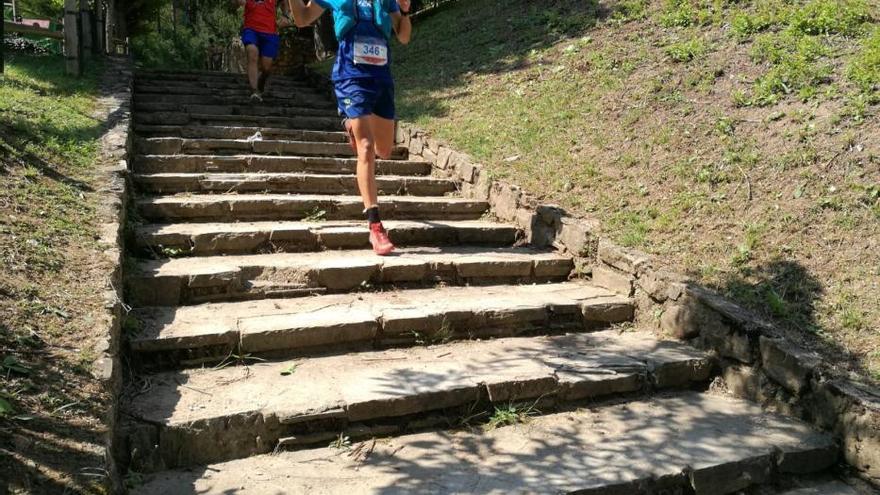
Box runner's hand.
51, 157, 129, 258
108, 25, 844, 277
397, 0, 411, 13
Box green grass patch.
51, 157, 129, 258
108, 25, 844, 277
665, 36, 711, 62
848, 26, 880, 99
787, 0, 872, 36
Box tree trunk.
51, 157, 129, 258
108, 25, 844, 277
64, 0, 81, 75
80, 0, 93, 59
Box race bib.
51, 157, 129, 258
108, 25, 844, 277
353, 36, 388, 66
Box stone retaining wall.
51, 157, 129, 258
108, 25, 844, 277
92, 56, 134, 494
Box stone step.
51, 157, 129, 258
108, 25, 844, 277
126, 247, 572, 306
130, 392, 835, 495
135, 137, 407, 159
133, 92, 337, 108
135, 68, 309, 81
133, 173, 450, 196
133, 124, 347, 142
134, 112, 342, 131
122, 331, 714, 471
134, 84, 326, 99
134, 77, 312, 91
134, 102, 337, 119
135, 220, 519, 256
132, 155, 432, 175
779, 481, 862, 494
128, 282, 633, 363
136, 194, 487, 223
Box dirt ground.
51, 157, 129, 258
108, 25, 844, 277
1, 54, 117, 494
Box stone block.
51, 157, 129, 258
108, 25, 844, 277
409, 133, 424, 155
555, 217, 597, 257
701, 317, 754, 364
427, 137, 440, 154
489, 182, 521, 222
759, 337, 820, 395
722, 364, 761, 401
458, 161, 476, 183
436, 146, 452, 170
462, 169, 491, 201
421, 148, 437, 164
690, 454, 772, 495
659, 299, 710, 340
597, 239, 651, 275
592, 264, 633, 296
776, 442, 838, 474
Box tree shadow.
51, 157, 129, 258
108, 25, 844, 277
704, 258, 876, 382
392, 0, 611, 121
0, 52, 107, 190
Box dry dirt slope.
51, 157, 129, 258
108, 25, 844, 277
390, 0, 880, 382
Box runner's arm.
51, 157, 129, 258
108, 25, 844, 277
287, 0, 325, 27
391, 0, 412, 45
231, 0, 246, 8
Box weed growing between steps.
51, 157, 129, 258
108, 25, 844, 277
0, 53, 110, 493
381, 0, 880, 382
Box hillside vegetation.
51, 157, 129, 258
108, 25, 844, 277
0, 53, 109, 493
389, 0, 880, 380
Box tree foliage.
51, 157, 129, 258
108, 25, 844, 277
15, 0, 64, 19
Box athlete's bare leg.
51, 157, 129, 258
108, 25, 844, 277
246, 44, 260, 92
370, 115, 395, 160
258, 56, 274, 93
348, 116, 379, 209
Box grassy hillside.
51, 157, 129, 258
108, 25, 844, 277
0, 53, 110, 493
387, 0, 879, 380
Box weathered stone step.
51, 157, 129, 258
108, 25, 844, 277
136, 194, 487, 223
132, 155, 432, 175
779, 481, 862, 494
134, 112, 341, 131
135, 220, 519, 255
134, 102, 337, 119
135, 137, 407, 159
134, 84, 325, 100
123, 331, 714, 471
133, 173, 450, 196
131, 392, 835, 494
133, 93, 337, 108
126, 247, 572, 306
135, 68, 308, 80
128, 282, 633, 362
134, 77, 311, 91
133, 124, 347, 142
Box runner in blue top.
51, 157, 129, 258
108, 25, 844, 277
288, 0, 412, 256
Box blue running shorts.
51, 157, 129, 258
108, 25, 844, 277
334, 78, 396, 120
241, 28, 280, 59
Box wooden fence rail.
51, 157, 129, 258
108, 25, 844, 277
3, 20, 64, 39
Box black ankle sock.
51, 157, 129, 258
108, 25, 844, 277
366, 206, 381, 223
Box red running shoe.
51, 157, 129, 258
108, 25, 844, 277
369, 222, 395, 256
343, 118, 358, 156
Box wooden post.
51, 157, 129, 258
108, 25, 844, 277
95, 0, 104, 54
64, 0, 81, 75
80, 0, 92, 59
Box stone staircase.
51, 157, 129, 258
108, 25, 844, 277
121, 70, 847, 494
